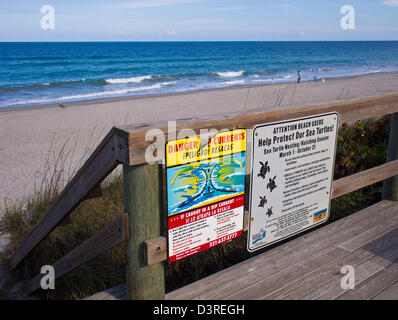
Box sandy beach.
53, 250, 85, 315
1, 71, 398, 210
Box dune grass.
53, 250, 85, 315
0, 115, 391, 300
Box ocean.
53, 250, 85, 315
1, 41, 398, 108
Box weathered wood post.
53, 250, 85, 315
123, 163, 165, 300
383, 113, 398, 201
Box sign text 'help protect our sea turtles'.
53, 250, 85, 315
166, 129, 246, 262
248, 113, 339, 251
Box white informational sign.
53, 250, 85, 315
248, 113, 339, 252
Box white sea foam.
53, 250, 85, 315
216, 70, 244, 78
309, 67, 336, 72
224, 80, 245, 85
252, 78, 273, 83
160, 81, 177, 86
38, 79, 85, 87
60, 83, 167, 98
253, 74, 296, 82
105, 75, 152, 84
66, 90, 129, 100
10, 90, 128, 105
8, 82, 174, 106
128, 84, 162, 91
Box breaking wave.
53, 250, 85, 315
105, 75, 152, 84
216, 71, 245, 78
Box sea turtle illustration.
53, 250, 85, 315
258, 161, 270, 179
267, 176, 277, 192
266, 207, 274, 217
171, 160, 243, 209
258, 196, 267, 208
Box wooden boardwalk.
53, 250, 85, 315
86, 200, 398, 300
8, 94, 398, 299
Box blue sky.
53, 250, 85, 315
1, 0, 398, 41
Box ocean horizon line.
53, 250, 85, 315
2, 40, 398, 43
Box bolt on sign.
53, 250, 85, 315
248, 113, 339, 252
166, 129, 246, 262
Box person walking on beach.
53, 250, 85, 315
297, 70, 301, 84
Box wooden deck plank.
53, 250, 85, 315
372, 280, 398, 300
308, 261, 384, 300
338, 224, 398, 253
224, 247, 350, 300
302, 227, 398, 300
83, 284, 127, 300
337, 262, 398, 300
351, 235, 398, 301
274, 228, 398, 300
224, 206, 398, 300
268, 252, 374, 300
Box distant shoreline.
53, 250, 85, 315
2, 41, 398, 110
1, 71, 397, 113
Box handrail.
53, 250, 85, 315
24, 214, 129, 295
115, 93, 398, 165
332, 159, 398, 199
9, 129, 129, 269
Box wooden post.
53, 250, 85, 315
383, 113, 398, 201
124, 163, 165, 300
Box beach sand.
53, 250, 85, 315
1, 72, 398, 210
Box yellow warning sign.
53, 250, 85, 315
166, 129, 246, 167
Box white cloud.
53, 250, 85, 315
123, 0, 208, 9
381, 0, 398, 6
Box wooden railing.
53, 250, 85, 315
8, 93, 398, 299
